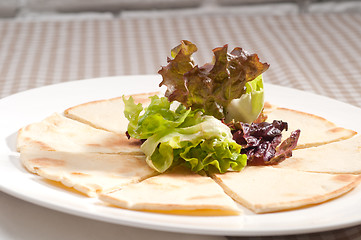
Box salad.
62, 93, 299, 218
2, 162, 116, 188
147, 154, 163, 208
124, 40, 300, 173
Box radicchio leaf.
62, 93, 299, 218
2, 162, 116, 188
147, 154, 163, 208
158, 40, 270, 120
267, 129, 301, 165
229, 120, 300, 165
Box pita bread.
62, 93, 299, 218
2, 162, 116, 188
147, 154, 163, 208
274, 134, 361, 174
17, 113, 142, 154
16, 93, 361, 215
263, 102, 278, 114
64, 92, 160, 134
266, 107, 356, 149
211, 166, 361, 213
100, 167, 241, 215
20, 148, 157, 197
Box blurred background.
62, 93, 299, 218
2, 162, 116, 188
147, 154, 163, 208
0, 0, 360, 101
0, 0, 360, 19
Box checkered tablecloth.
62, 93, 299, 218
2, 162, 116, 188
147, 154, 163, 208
0, 12, 361, 240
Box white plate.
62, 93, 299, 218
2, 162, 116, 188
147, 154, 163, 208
1, 75, 361, 237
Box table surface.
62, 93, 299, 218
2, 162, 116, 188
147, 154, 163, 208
0, 11, 361, 240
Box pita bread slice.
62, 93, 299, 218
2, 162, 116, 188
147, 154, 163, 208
211, 166, 361, 213
17, 113, 142, 154
20, 148, 157, 197
99, 167, 241, 215
263, 102, 277, 114
64, 92, 160, 134
266, 107, 356, 149
274, 134, 361, 174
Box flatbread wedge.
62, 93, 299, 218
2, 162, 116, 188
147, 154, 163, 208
99, 167, 241, 216
266, 107, 357, 149
64, 92, 160, 134
211, 166, 361, 213
17, 113, 142, 154
20, 148, 157, 197
274, 134, 361, 174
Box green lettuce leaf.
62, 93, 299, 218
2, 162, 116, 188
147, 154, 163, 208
124, 95, 197, 139
158, 40, 269, 120
225, 74, 264, 123
124, 96, 247, 173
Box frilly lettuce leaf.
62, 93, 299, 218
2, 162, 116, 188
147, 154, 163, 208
225, 74, 264, 123
158, 40, 269, 120
124, 95, 247, 173
124, 95, 196, 139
